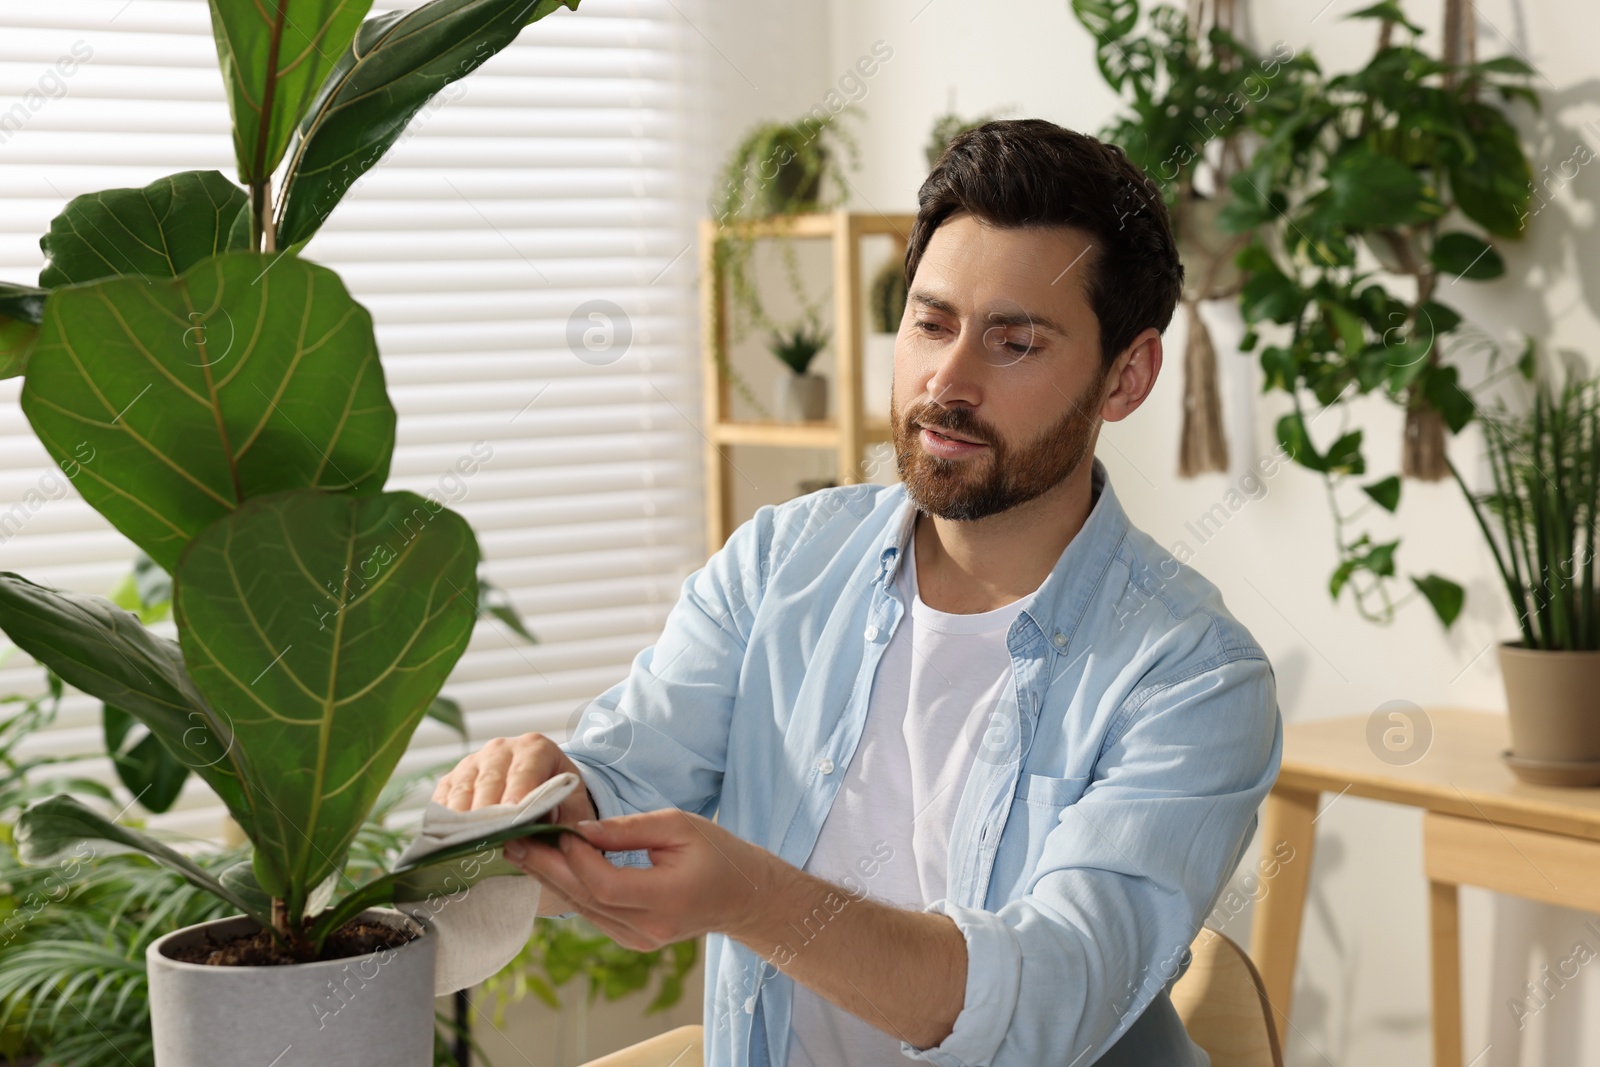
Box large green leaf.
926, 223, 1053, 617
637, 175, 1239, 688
0, 572, 250, 820
21, 252, 395, 572
14, 794, 270, 927
206, 0, 373, 185
38, 171, 249, 288
276, 0, 582, 248
174, 488, 479, 917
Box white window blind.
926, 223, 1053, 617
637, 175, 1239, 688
0, 0, 707, 836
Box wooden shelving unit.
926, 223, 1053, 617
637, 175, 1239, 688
699, 210, 916, 554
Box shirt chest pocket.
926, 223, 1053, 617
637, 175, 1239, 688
1014, 771, 1091, 809
986, 772, 1091, 902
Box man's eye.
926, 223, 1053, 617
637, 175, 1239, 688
915, 320, 943, 335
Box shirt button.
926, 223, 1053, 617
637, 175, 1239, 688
744, 995, 756, 1014
817, 756, 835, 774
864, 624, 879, 641
1053, 632, 1068, 648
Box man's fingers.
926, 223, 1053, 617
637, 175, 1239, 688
441, 754, 479, 811
464, 738, 510, 808
434, 732, 591, 815
502, 747, 555, 807
515, 841, 655, 947
566, 810, 679, 852
555, 834, 664, 912
469, 764, 509, 809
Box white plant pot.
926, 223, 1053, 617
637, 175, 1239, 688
146, 909, 437, 1067
864, 333, 895, 422
776, 371, 829, 421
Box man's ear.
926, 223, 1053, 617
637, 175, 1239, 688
1100, 326, 1163, 424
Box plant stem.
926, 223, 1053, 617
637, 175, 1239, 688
272, 896, 290, 940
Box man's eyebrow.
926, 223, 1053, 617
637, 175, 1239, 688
915, 287, 1062, 334
908, 289, 1067, 338
985, 308, 1067, 337
909, 290, 959, 316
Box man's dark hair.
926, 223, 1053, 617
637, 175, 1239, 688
905, 118, 1184, 370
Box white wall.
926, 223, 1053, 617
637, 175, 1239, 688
696, 0, 1600, 1063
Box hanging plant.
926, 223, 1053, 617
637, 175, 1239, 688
708, 110, 861, 420
925, 109, 1003, 169
1221, 0, 1538, 625
1072, 0, 1311, 476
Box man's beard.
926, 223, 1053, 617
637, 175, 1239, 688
891, 375, 1104, 522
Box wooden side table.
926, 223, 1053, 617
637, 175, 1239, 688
1248, 708, 1600, 1067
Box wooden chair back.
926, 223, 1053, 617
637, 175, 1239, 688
1170, 928, 1285, 1067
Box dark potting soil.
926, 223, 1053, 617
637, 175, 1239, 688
167, 919, 415, 967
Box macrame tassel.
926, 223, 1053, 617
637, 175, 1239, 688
1179, 300, 1230, 477
1402, 402, 1449, 480
1174, 0, 1243, 479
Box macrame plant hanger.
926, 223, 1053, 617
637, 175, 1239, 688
1402, 0, 1477, 480
1176, 0, 1252, 477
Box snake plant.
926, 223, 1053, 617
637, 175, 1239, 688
0, 0, 583, 960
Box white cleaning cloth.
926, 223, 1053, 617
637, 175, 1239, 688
394, 771, 583, 996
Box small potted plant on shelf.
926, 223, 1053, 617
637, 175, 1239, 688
1452, 353, 1600, 787
770, 316, 832, 422
0, 0, 584, 1064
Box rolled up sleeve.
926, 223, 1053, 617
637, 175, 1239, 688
897, 901, 1022, 1066
901, 653, 1281, 1066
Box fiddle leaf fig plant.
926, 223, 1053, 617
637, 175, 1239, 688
0, 0, 583, 961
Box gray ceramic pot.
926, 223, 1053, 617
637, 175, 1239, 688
146, 908, 437, 1067
776, 371, 828, 421
1498, 642, 1600, 786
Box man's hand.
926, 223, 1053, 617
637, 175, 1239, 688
502, 809, 772, 952
433, 732, 602, 917
503, 811, 966, 1050
432, 731, 598, 823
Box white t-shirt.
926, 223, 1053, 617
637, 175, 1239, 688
785, 519, 1040, 1067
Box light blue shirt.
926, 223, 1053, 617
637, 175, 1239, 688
560, 457, 1282, 1067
